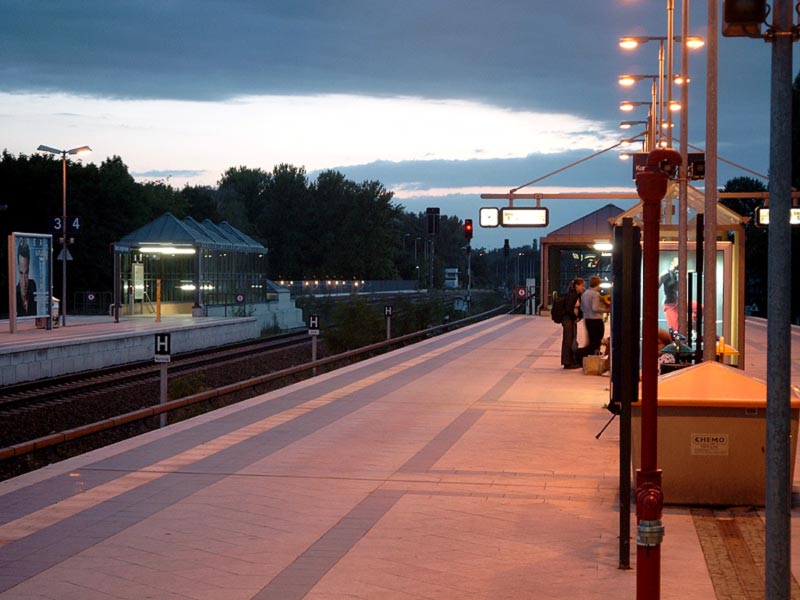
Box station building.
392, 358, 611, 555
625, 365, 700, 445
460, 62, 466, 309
112, 213, 304, 331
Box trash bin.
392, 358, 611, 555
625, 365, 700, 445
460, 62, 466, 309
631, 361, 800, 506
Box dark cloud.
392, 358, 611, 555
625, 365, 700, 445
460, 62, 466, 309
0, 1, 666, 115
0, 0, 791, 219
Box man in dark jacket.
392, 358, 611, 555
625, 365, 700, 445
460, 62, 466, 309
560, 277, 584, 369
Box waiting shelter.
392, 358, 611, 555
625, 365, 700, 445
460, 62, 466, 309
539, 189, 749, 367
539, 203, 625, 309
610, 185, 748, 366
112, 213, 303, 330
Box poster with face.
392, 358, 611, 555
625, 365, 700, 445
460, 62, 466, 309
13, 233, 52, 319
657, 242, 729, 339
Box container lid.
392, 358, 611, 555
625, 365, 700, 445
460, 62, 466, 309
636, 361, 800, 408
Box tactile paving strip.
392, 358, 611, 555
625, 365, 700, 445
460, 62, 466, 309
692, 508, 800, 599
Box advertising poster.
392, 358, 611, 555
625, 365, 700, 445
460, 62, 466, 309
12, 233, 52, 320
657, 241, 729, 339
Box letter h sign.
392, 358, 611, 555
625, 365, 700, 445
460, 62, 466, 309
155, 333, 171, 356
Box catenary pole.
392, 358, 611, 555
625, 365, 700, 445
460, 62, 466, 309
703, 0, 718, 361
677, 0, 690, 336
766, 1, 793, 597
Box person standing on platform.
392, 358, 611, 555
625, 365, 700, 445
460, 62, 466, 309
576, 276, 609, 362
560, 277, 584, 369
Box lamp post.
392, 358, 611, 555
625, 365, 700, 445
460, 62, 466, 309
619, 102, 655, 152
36, 144, 92, 326
620, 32, 704, 336
619, 35, 704, 146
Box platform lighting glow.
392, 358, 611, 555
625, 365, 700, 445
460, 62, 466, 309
139, 246, 196, 255
179, 284, 214, 291
619, 153, 631, 161
593, 242, 614, 251
619, 36, 704, 50
685, 37, 705, 49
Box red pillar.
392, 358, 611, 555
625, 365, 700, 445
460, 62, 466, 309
634, 148, 681, 600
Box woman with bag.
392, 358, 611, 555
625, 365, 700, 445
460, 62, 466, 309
560, 277, 585, 369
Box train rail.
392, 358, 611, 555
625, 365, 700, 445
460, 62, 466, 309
0, 331, 311, 414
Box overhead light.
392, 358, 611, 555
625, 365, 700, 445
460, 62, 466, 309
139, 246, 196, 254
685, 36, 705, 49
619, 37, 642, 50
593, 242, 614, 251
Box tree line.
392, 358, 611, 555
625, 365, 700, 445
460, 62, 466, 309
0, 152, 533, 317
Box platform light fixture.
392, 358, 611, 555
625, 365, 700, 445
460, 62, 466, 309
36, 144, 92, 327
138, 246, 197, 255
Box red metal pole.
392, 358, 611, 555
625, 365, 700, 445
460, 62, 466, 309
634, 148, 681, 600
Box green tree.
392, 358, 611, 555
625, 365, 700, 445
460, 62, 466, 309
719, 177, 769, 314
259, 164, 310, 279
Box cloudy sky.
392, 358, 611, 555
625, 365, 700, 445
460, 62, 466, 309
1, 1, 794, 249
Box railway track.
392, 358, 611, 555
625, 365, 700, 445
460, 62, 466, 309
0, 331, 311, 414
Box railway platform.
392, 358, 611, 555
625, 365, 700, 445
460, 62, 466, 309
0, 315, 799, 598
0, 315, 260, 386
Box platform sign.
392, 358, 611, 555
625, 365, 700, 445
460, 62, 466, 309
384, 305, 393, 317
49, 216, 82, 235
754, 207, 800, 227
154, 333, 171, 363
308, 314, 320, 336
500, 207, 549, 227
479, 207, 500, 228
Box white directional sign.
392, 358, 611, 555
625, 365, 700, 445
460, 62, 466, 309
479, 206, 549, 228
500, 207, 549, 227
479, 207, 499, 227
755, 207, 800, 227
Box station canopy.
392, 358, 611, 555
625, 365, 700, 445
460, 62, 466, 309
114, 212, 266, 254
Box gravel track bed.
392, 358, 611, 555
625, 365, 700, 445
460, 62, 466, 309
0, 342, 329, 482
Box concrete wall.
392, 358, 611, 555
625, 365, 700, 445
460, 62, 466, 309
0, 318, 260, 386
206, 291, 305, 332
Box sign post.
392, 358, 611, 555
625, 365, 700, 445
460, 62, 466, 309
308, 315, 319, 373
155, 279, 162, 323
384, 305, 393, 340
154, 333, 171, 427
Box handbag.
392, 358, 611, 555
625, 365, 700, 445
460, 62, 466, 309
576, 318, 589, 349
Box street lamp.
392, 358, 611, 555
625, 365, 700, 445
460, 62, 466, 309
619, 35, 704, 147
621, 30, 705, 336
36, 144, 92, 326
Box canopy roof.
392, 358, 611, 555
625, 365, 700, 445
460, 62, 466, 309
115, 212, 266, 253
541, 204, 625, 243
